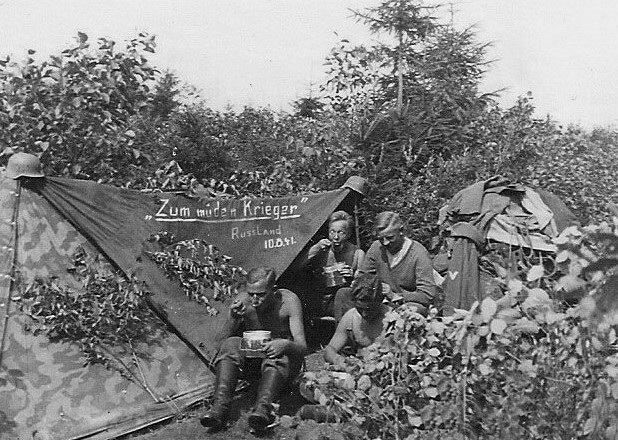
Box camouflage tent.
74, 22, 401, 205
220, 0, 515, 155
0, 173, 215, 440
0, 170, 363, 439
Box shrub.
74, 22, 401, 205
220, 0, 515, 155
147, 232, 246, 315
18, 247, 167, 401
306, 218, 618, 439
0, 33, 160, 184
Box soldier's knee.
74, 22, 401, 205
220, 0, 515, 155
335, 287, 352, 301
216, 336, 243, 360
334, 287, 353, 322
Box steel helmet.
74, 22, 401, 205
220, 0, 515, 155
342, 175, 367, 196
5, 152, 45, 179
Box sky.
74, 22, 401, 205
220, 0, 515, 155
1, 0, 617, 128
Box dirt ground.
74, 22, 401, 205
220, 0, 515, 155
127, 350, 354, 440
128, 398, 299, 440
127, 387, 353, 440
128, 326, 344, 440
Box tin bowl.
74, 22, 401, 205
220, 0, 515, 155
323, 264, 347, 288
242, 330, 271, 350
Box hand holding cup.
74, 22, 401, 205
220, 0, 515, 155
338, 264, 353, 277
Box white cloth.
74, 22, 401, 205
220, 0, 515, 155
386, 237, 412, 268
521, 188, 554, 232
487, 214, 557, 252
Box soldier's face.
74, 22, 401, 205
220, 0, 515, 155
328, 220, 349, 248
377, 225, 404, 254
247, 279, 273, 309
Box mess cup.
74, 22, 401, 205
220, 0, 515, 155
242, 330, 272, 350
323, 263, 347, 287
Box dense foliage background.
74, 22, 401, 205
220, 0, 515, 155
0, 2, 615, 245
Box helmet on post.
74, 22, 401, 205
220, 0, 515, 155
342, 175, 367, 196
5, 152, 45, 179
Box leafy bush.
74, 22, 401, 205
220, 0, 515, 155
17, 247, 167, 401
358, 94, 618, 247
0, 33, 160, 184
2, 28, 614, 249
147, 233, 246, 315
305, 218, 618, 439
525, 126, 618, 225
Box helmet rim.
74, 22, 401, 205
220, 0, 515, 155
5, 152, 45, 179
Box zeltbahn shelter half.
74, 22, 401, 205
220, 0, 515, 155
0, 154, 365, 440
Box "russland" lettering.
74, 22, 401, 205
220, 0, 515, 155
231, 224, 282, 239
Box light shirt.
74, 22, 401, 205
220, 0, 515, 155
386, 237, 412, 268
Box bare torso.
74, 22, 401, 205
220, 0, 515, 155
236, 289, 295, 340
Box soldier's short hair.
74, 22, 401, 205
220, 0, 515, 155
374, 211, 403, 233
350, 273, 383, 303
328, 210, 353, 231
247, 266, 277, 288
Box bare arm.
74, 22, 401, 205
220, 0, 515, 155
285, 292, 308, 356
352, 248, 365, 277
323, 312, 353, 365
307, 238, 332, 261
261, 292, 308, 359
216, 295, 247, 341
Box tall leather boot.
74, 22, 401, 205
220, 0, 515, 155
247, 368, 284, 432
298, 404, 337, 423
200, 359, 238, 429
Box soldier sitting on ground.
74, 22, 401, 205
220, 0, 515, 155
298, 273, 391, 420
324, 272, 391, 365
200, 266, 307, 433
335, 211, 436, 318
305, 210, 364, 321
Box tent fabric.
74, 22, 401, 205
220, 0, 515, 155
36, 177, 351, 280
0, 174, 214, 440
34, 177, 354, 361
441, 177, 563, 251
521, 188, 554, 232
486, 214, 557, 252
443, 236, 481, 314
440, 177, 578, 312
0, 171, 358, 439
0, 173, 358, 439
0, 178, 18, 359
444, 176, 524, 220
535, 188, 581, 233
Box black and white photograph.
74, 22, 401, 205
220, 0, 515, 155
0, 1, 617, 439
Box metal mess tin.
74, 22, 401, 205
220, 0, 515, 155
241, 330, 271, 357
323, 263, 347, 287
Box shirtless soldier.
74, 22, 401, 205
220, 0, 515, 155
200, 267, 307, 432
324, 272, 391, 365
298, 273, 391, 421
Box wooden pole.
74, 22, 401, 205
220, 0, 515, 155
354, 195, 361, 247
0, 180, 20, 363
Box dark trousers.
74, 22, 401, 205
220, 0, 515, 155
214, 336, 301, 384
333, 287, 354, 322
